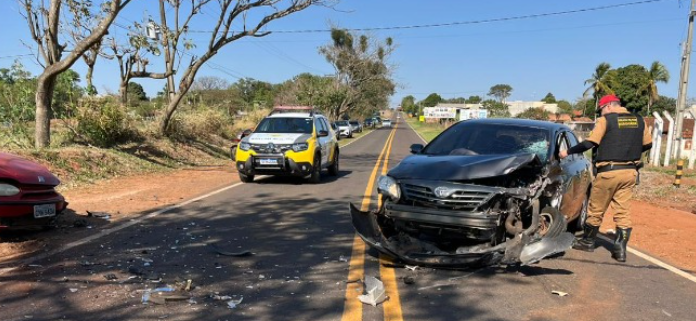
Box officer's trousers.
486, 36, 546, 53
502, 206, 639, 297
587, 169, 638, 229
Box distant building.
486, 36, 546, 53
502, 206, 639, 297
506, 101, 558, 117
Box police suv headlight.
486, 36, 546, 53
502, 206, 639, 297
292, 142, 309, 152
377, 175, 400, 201
0, 183, 20, 196
240, 142, 251, 151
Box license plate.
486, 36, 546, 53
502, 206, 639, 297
34, 204, 56, 218
259, 158, 278, 165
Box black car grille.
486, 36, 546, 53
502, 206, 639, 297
402, 183, 494, 211
251, 144, 292, 154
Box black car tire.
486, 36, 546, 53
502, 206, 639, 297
328, 149, 339, 176
308, 155, 321, 184
239, 173, 254, 183
538, 206, 566, 238
230, 147, 237, 161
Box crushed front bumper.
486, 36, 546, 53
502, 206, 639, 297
349, 203, 574, 267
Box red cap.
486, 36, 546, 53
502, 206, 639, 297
598, 95, 620, 107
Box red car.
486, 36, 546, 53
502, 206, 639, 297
0, 152, 67, 228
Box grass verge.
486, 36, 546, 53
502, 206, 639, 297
404, 118, 445, 142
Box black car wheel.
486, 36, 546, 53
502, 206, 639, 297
239, 173, 254, 183
308, 155, 321, 184
328, 149, 339, 176
571, 195, 590, 233
538, 206, 565, 238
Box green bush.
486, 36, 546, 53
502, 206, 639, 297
75, 98, 137, 147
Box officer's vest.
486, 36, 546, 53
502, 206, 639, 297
594, 113, 645, 163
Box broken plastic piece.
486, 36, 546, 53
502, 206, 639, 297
208, 243, 253, 257
339, 256, 348, 262
552, 290, 569, 297
358, 276, 387, 307
69, 288, 78, 293
227, 297, 243, 309
520, 232, 575, 265
212, 295, 232, 301
153, 287, 175, 293
184, 279, 193, 291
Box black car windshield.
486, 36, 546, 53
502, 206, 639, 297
349, 121, 359, 125
336, 121, 349, 126
422, 122, 551, 162
255, 117, 313, 134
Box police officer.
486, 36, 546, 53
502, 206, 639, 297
559, 95, 652, 262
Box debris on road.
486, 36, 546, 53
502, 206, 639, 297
208, 243, 253, 257
403, 276, 415, 285
357, 276, 387, 307
227, 297, 243, 309
551, 290, 569, 297
87, 211, 111, 221
519, 233, 575, 265
339, 256, 348, 262
69, 288, 78, 293
104, 274, 118, 281
405, 265, 419, 271
73, 219, 88, 228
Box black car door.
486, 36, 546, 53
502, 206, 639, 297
557, 131, 589, 221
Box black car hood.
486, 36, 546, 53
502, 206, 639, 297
388, 153, 543, 181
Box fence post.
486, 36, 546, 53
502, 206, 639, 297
663, 111, 675, 167
652, 112, 664, 166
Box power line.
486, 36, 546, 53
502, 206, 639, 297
0, 54, 34, 60
181, 0, 669, 34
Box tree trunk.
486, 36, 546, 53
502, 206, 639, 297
119, 80, 128, 107
86, 65, 95, 95
34, 73, 57, 149
159, 91, 186, 134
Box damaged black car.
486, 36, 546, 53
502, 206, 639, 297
350, 119, 592, 267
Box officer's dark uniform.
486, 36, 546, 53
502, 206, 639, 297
565, 97, 652, 262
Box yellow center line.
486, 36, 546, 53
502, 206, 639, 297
377, 122, 405, 321
341, 126, 397, 321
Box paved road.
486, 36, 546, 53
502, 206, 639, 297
1, 117, 695, 321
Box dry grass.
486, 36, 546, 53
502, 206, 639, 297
633, 168, 696, 213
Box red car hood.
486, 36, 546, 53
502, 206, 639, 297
0, 152, 61, 186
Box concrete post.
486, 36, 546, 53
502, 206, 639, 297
689, 109, 696, 169
663, 111, 675, 167
652, 112, 664, 166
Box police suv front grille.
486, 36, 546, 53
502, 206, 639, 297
251, 144, 292, 154
402, 184, 493, 211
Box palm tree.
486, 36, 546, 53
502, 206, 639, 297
638, 61, 670, 115
583, 62, 614, 117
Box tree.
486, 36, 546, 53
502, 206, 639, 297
156, 0, 328, 134
420, 93, 442, 107
128, 82, 148, 101
516, 107, 549, 120
230, 77, 276, 110
442, 97, 466, 104
319, 28, 396, 120
557, 100, 573, 115
583, 62, 614, 116
20, 0, 132, 148
400, 95, 416, 115
52, 69, 84, 118
651, 95, 676, 115
488, 84, 513, 104
608, 64, 650, 113
638, 61, 670, 115
481, 99, 510, 118
542, 92, 556, 104
466, 95, 482, 104
191, 76, 230, 91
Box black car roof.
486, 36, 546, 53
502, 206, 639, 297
457, 118, 570, 132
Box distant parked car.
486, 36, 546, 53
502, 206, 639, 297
331, 122, 341, 141
364, 118, 375, 129
0, 152, 68, 229
382, 119, 392, 128
335, 121, 353, 138
349, 120, 363, 133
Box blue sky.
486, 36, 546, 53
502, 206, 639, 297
0, 0, 690, 105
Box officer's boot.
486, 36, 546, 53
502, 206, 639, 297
611, 227, 632, 262
572, 224, 599, 252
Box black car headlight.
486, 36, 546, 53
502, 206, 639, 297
0, 183, 20, 196
292, 142, 309, 152
240, 142, 251, 151
377, 175, 400, 201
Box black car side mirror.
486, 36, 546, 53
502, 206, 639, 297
410, 144, 424, 154
318, 130, 330, 137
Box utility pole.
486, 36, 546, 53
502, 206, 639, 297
674, 0, 696, 161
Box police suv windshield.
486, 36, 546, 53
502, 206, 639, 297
255, 117, 313, 134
